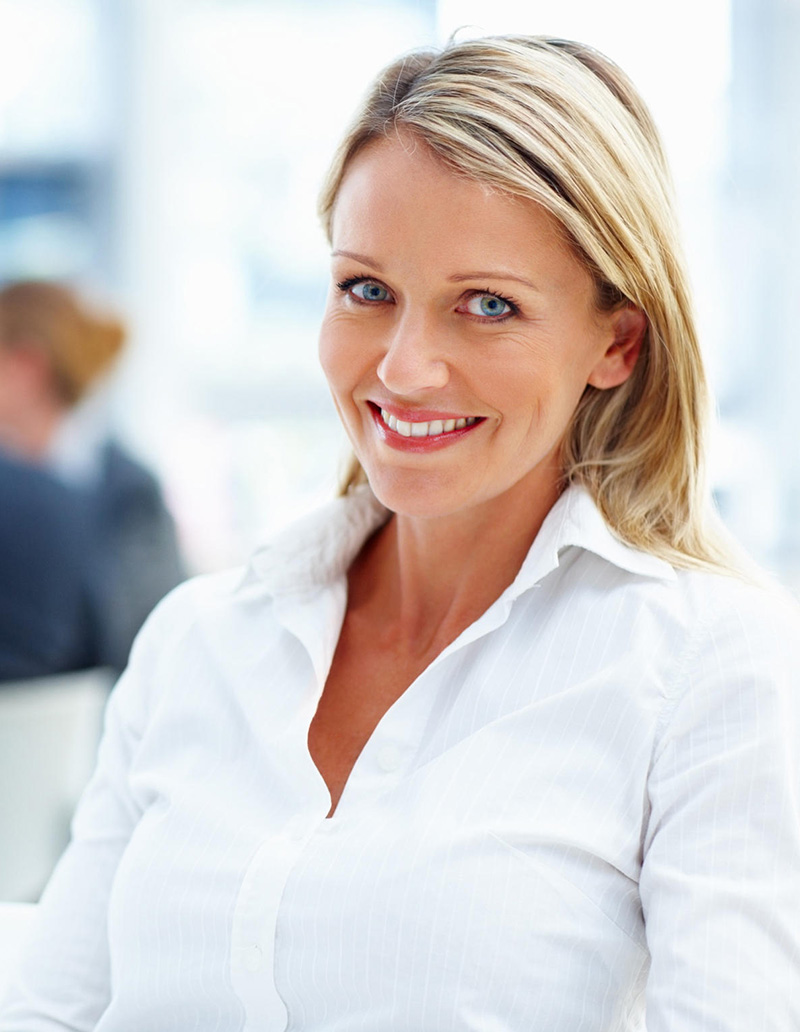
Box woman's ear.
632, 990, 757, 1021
587, 305, 647, 390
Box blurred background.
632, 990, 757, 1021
1, 0, 798, 581
0, 0, 798, 902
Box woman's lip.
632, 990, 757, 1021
367, 401, 479, 422
367, 403, 485, 451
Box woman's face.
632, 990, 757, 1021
319, 134, 642, 522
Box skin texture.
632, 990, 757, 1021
311, 134, 645, 813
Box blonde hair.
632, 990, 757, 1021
0, 281, 125, 406
319, 35, 732, 571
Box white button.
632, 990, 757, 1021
242, 944, 263, 972
376, 744, 402, 772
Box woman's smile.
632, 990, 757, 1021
370, 402, 484, 451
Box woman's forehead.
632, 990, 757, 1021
330, 135, 591, 297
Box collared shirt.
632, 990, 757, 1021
2, 485, 799, 1031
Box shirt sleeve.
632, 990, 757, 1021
640, 585, 800, 1031
0, 584, 189, 1032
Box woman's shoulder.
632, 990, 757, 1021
143, 563, 248, 621
671, 563, 800, 638
650, 564, 800, 713
123, 565, 251, 666
106, 566, 261, 729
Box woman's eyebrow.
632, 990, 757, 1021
331, 249, 384, 270
331, 254, 540, 293
449, 271, 541, 291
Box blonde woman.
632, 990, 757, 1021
2, 36, 798, 1031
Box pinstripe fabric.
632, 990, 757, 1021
2, 485, 799, 1032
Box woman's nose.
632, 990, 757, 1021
376, 312, 450, 395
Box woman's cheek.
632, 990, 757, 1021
319, 316, 378, 391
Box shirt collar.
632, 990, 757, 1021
242, 485, 390, 596
240, 482, 675, 598
506, 484, 676, 601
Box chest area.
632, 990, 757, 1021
307, 613, 449, 811
110, 683, 655, 1031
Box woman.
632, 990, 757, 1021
2, 35, 798, 1031
0, 282, 186, 674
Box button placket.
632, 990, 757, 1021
230, 815, 326, 1030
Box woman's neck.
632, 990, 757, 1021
347, 476, 561, 660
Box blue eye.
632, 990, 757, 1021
351, 281, 389, 302
464, 293, 513, 318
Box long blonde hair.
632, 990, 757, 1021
319, 35, 732, 571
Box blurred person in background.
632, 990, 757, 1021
0, 281, 186, 676
0, 449, 97, 681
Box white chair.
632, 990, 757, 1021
0, 668, 113, 902
0, 902, 37, 999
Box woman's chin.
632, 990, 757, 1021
362, 464, 486, 522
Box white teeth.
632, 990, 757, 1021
379, 408, 479, 438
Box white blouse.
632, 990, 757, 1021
2, 485, 799, 1032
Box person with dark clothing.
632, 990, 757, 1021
0, 451, 96, 681
0, 281, 186, 678
84, 441, 187, 673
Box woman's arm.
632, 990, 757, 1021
0, 586, 183, 1031
641, 584, 800, 1031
